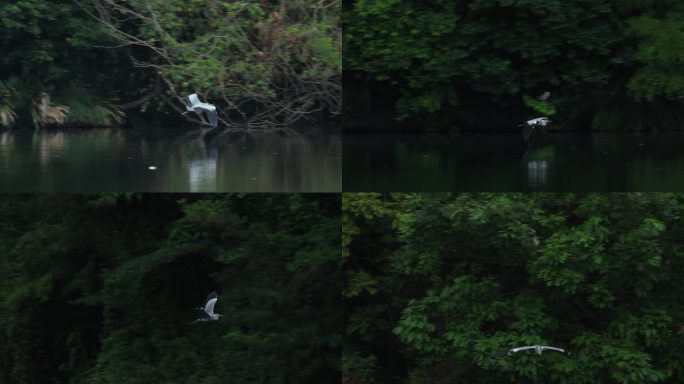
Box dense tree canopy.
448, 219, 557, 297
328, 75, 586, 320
343, 193, 684, 383
0, 193, 341, 383
344, 0, 684, 131
0, 0, 340, 128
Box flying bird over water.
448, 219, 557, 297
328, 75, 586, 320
192, 291, 222, 323
520, 116, 551, 140
182, 93, 218, 128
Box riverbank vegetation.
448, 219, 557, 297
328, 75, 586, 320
0, 0, 340, 128
343, 193, 684, 383
344, 1, 684, 131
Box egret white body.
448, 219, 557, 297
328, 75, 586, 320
183, 93, 218, 128
521, 116, 551, 140
192, 291, 222, 323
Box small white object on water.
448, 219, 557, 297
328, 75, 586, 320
148, 166, 157, 170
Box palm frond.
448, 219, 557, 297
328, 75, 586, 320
0, 105, 17, 127
32, 93, 70, 127
0, 80, 18, 127
54, 82, 124, 126
1, 78, 124, 128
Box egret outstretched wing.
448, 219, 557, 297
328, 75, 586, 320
541, 346, 566, 354
205, 291, 217, 302
204, 291, 218, 315
198, 107, 218, 128
510, 345, 537, 354
188, 93, 201, 105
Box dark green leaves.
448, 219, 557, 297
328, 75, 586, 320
344, 193, 684, 383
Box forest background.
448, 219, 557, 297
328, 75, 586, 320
344, 193, 684, 383
0, 193, 341, 383
344, 0, 684, 131
1, 0, 341, 128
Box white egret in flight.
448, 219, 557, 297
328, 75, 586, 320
503, 345, 569, 356
192, 291, 222, 323
183, 93, 218, 128
520, 117, 551, 140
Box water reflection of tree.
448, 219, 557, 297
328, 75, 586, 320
32, 131, 66, 167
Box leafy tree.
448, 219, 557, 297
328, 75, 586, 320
0, 0, 129, 127
344, 193, 684, 383
0, 0, 340, 128
88, 0, 341, 125
627, 4, 684, 101
0, 193, 341, 383
344, 0, 684, 130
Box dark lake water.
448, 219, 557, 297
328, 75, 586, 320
344, 132, 684, 191
0, 128, 341, 192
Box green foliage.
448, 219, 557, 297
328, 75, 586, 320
0, 0, 340, 127
342, 352, 377, 384
345, 0, 684, 130
344, 193, 684, 383
53, 83, 123, 126
93, 0, 341, 124
627, 5, 684, 101
0, 194, 341, 383
342, 193, 396, 259
345, 0, 624, 125
523, 95, 557, 116
0, 1, 136, 127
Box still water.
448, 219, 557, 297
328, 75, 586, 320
0, 128, 341, 192
344, 132, 684, 191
